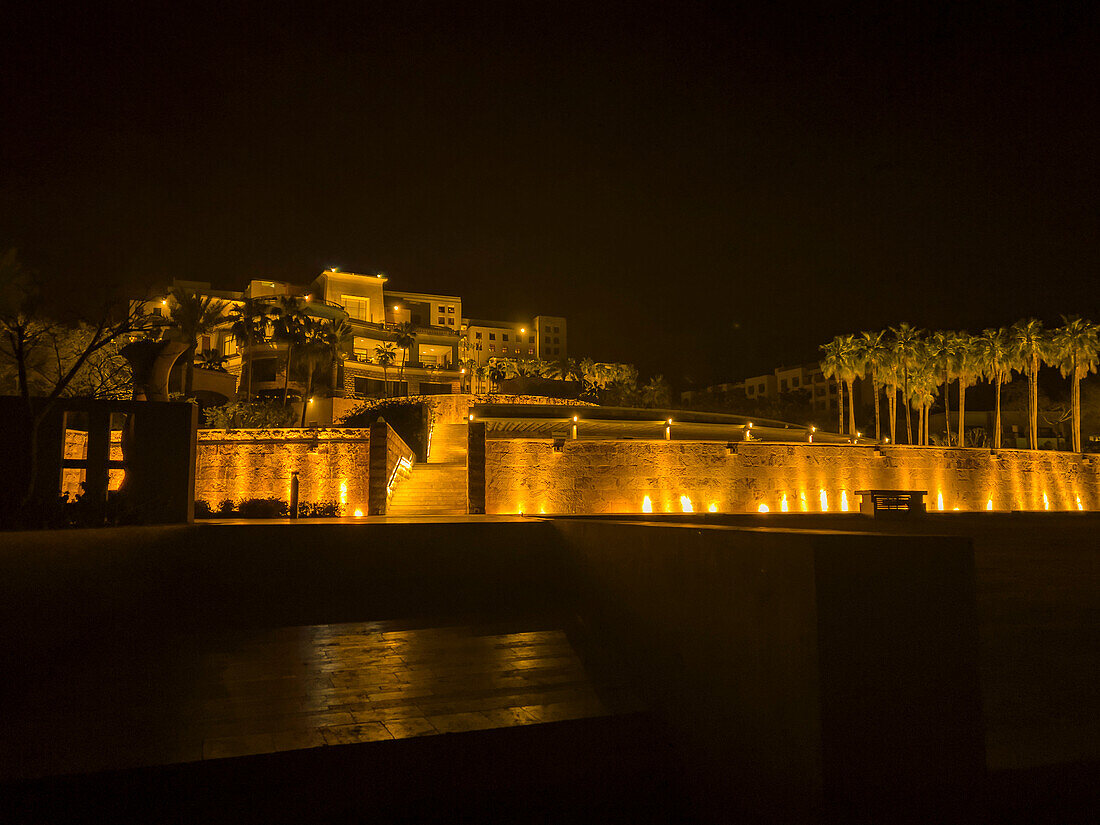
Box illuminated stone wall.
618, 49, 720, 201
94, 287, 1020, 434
485, 440, 1100, 515
195, 429, 372, 512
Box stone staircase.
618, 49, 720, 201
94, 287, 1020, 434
386, 421, 468, 516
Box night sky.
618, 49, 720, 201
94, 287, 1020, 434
3, 2, 1097, 387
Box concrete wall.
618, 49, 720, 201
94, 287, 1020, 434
485, 440, 1100, 515
195, 428, 371, 512
553, 519, 983, 821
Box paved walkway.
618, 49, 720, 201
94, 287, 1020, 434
3, 617, 641, 780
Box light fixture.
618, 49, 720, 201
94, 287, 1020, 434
469, 414, 475, 421
308, 397, 314, 404
667, 418, 673, 425
160, 299, 167, 305
520, 327, 525, 333
460, 367, 466, 374
573, 415, 578, 422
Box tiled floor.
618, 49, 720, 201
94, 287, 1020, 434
3, 618, 641, 780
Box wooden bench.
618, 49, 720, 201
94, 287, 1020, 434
854, 489, 928, 518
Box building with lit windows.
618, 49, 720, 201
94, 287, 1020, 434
138, 269, 568, 423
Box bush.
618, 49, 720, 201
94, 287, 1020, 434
339, 399, 434, 460
299, 501, 342, 518
204, 400, 298, 429
237, 497, 290, 518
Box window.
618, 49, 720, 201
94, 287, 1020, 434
447, 306, 455, 314
544, 327, 551, 334
489, 344, 495, 351
342, 295, 370, 321
438, 306, 446, 313
748, 386, 755, 395
759, 383, 765, 393
475, 343, 482, 351
554, 337, 559, 344
502, 334, 509, 342
353, 336, 371, 360
553, 326, 560, 333
780, 379, 788, 391
553, 347, 559, 355
475, 332, 482, 339
792, 377, 799, 387
448, 318, 454, 325
151, 307, 162, 316
528, 336, 535, 343
489, 333, 495, 340
222, 336, 238, 356
438, 317, 446, 325
201, 336, 212, 351
528, 348, 535, 354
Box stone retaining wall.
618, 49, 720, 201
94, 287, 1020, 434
195, 428, 371, 512
485, 440, 1100, 515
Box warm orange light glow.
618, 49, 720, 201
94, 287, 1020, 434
800, 492, 808, 512
642, 496, 653, 513
1077, 496, 1084, 511
758, 503, 770, 513
781, 493, 789, 512
1043, 492, 1050, 510
680, 495, 693, 513
986, 498, 993, 511
353, 509, 363, 518
819, 489, 828, 512
840, 491, 849, 512
708, 502, 718, 513
573, 415, 578, 422
520, 327, 525, 333
937, 492, 944, 511
469, 414, 475, 421
667, 418, 673, 425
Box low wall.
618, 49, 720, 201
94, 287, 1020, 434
195, 428, 371, 512
485, 440, 1100, 514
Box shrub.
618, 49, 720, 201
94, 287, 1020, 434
299, 501, 342, 518
194, 499, 214, 518
339, 399, 434, 460
237, 497, 289, 518
204, 400, 298, 429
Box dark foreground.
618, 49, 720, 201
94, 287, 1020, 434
2, 514, 1098, 823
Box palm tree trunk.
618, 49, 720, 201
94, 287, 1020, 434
299, 365, 314, 427
943, 368, 951, 446
994, 376, 1002, 450
837, 379, 844, 435
958, 383, 966, 447
903, 369, 912, 444
846, 379, 856, 436
1028, 363, 1038, 449
873, 378, 881, 440
282, 343, 294, 406
184, 344, 197, 396
1072, 369, 1080, 452
888, 387, 897, 443
244, 335, 253, 402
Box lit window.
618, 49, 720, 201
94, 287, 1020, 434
447, 306, 455, 313
222, 336, 238, 356
489, 343, 495, 351
528, 348, 534, 354
342, 295, 370, 321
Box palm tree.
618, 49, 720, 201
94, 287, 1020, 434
975, 327, 1014, 450
272, 296, 308, 406
953, 333, 983, 448
860, 330, 890, 440
1051, 316, 1100, 453
889, 322, 925, 444
374, 342, 397, 396
486, 360, 506, 392
1011, 319, 1049, 450
880, 352, 901, 443
474, 365, 488, 394
196, 348, 227, 371
393, 322, 417, 392
167, 288, 229, 396
819, 337, 852, 435
459, 357, 477, 391
228, 297, 273, 402
641, 375, 671, 408
927, 330, 959, 444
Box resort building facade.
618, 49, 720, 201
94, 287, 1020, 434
139, 269, 568, 422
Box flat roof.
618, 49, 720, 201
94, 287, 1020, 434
385, 289, 462, 302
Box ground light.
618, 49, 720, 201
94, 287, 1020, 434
642, 496, 653, 513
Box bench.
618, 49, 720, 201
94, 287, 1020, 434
854, 489, 928, 518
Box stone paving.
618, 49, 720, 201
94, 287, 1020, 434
3, 617, 641, 780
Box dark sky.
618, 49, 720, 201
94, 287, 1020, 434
3, 2, 1098, 387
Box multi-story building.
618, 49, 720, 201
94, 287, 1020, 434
140, 269, 568, 421
685, 362, 844, 416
